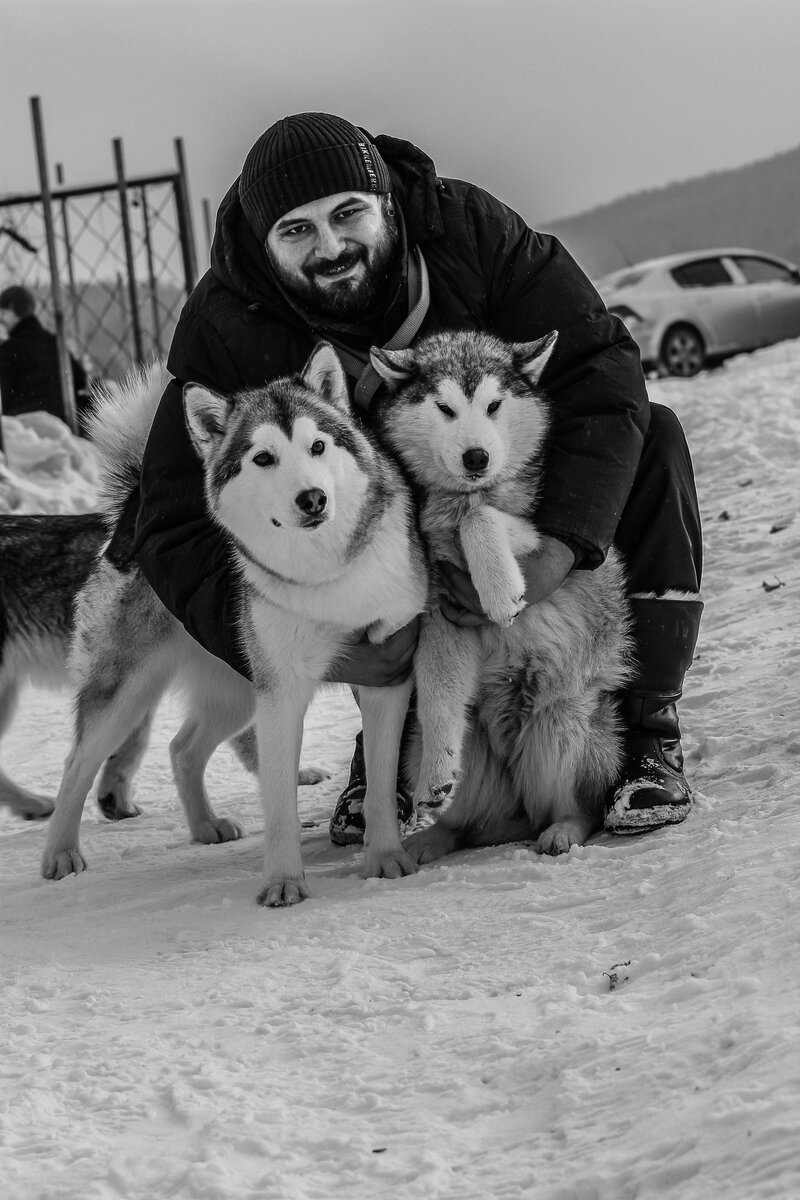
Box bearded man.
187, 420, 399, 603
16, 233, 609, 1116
119, 112, 703, 843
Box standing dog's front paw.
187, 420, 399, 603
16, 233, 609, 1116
41, 846, 87, 880
256, 876, 310, 907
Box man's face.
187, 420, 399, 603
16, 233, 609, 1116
265, 191, 399, 318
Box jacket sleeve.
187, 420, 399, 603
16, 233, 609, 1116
465, 188, 650, 566
132, 317, 252, 677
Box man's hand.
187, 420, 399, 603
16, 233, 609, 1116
327, 617, 421, 686
437, 534, 576, 627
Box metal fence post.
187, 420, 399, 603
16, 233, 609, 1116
55, 164, 84, 354
113, 136, 144, 364
140, 187, 163, 356
30, 96, 79, 434
173, 137, 198, 293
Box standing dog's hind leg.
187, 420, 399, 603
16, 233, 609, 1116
42, 656, 174, 879
96, 709, 157, 820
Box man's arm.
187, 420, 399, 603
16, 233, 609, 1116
464, 188, 650, 567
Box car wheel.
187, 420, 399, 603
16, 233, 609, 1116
660, 324, 706, 377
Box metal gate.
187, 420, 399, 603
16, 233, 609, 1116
0, 98, 198, 441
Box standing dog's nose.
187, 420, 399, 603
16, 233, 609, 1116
462, 447, 489, 473
296, 488, 327, 515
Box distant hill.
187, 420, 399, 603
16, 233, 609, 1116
543, 144, 800, 280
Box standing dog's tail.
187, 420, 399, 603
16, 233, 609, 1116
85, 360, 172, 524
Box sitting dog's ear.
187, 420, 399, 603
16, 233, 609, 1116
302, 342, 350, 410
183, 384, 232, 459
369, 346, 418, 391
511, 330, 559, 388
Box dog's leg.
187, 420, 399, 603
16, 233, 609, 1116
404, 723, 527, 864
228, 725, 331, 787
358, 675, 417, 880
514, 692, 605, 856
95, 710, 156, 821
458, 506, 529, 627
0, 675, 56, 819
414, 610, 480, 807
170, 675, 252, 845
41, 655, 174, 879
253, 682, 314, 907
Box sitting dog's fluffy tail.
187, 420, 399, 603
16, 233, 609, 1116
86, 360, 172, 524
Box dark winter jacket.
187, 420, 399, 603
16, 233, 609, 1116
0, 315, 88, 425
132, 133, 650, 674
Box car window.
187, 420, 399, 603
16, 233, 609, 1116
610, 269, 647, 289
670, 259, 734, 288
732, 256, 797, 285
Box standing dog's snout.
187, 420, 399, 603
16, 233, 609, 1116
462, 447, 490, 473
295, 488, 327, 516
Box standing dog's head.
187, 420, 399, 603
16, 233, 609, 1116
183, 343, 386, 579
370, 330, 558, 493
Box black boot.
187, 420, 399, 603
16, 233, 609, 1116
329, 729, 415, 846
605, 597, 703, 835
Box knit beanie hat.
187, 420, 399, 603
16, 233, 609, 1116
239, 112, 392, 242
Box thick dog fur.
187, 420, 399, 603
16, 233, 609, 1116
41, 349, 428, 905
370, 330, 634, 861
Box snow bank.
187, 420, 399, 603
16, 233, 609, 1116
0, 411, 100, 514
1, 343, 799, 1199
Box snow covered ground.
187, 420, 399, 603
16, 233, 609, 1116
1, 341, 799, 1199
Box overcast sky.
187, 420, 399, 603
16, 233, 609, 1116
2, 0, 799, 249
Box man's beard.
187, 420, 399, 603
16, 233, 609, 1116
267, 207, 400, 321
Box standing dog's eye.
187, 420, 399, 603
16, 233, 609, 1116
253, 450, 275, 467
487, 400, 502, 415
310, 439, 325, 456
436, 403, 456, 419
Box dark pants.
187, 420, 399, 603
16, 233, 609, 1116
614, 403, 703, 595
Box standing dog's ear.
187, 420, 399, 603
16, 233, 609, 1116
511, 330, 559, 388
369, 346, 419, 391
302, 342, 350, 410
183, 384, 232, 459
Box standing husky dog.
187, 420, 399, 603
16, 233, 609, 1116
0, 514, 325, 823
370, 330, 633, 861
41, 346, 428, 905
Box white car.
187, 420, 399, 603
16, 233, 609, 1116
596, 248, 800, 377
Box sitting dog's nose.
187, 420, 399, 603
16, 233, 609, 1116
462, 447, 489, 473
296, 488, 327, 515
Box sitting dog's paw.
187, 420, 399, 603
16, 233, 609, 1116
192, 817, 244, 845
256, 876, 310, 907
361, 845, 418, 880
403, 823, 459, 865
536, 821, 584, 856
41, 847, 87, 880
416, 750, 460, 810
484, 591, 527, 628
297, 763, 331, 787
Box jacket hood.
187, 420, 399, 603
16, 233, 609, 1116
208, 132, 445, 314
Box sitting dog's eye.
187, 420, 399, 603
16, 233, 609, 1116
487, 400, 502, 415
436, 402, 456, 419
310, 439, 325, 456
253, 450, 275, 467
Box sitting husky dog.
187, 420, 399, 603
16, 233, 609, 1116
41, 346, 428, 905
370, 330, 633, 861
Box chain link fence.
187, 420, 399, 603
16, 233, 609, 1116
0, 166, 196, 385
